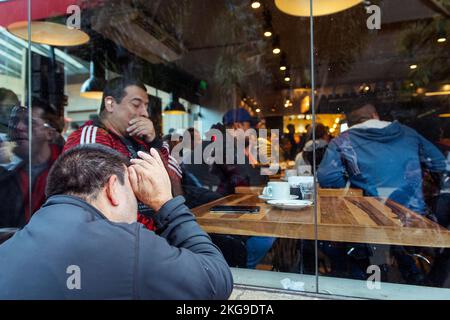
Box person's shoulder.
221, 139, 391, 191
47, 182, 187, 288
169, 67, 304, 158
63, 121, 113, 152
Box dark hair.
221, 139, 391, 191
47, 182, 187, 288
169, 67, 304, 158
0, 88, 19, 106
99, 77, 147, 114
345, 96, 378, 127
46, 144, 130, 200
0, 88, 19, 131
306, 123, 327, 141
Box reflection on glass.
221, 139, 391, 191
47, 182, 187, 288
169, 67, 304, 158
0, 0, 449, 299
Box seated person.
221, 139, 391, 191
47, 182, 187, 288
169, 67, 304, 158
64, 77, 184, 230
210, 108, 274, 269
317, 97, 447, 284
295, 123, 329, 172
318, 97, 446, 215
0, 145, 233, 299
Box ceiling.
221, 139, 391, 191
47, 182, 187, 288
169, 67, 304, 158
3, 0, 448, 116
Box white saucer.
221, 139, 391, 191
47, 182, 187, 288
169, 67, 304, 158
267, 199, 313, 210
258, 195, 298, 201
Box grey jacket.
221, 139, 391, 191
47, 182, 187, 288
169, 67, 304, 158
0, 195, 233, 299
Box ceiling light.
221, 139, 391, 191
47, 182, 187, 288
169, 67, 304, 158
256, 108, 261, 113
251, 1, 261, 9
437, 37, 447, 43
284, 76, 291, 82
264, 31, 272, 37
410, 64, 418, 70
7, 21, 89, 46
272, 35, 281, 55
425, 91, 450, 97
164, 95, 187, 115
280, 66, 287, 71
80, 61, 105, 100
275, 0, 362, 17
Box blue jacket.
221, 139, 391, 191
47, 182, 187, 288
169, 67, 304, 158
0, 195, 233, 299
317, 120, 447, 214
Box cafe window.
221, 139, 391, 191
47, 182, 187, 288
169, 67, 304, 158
0, 0, 449, 299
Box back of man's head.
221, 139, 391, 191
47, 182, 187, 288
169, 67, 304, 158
46, 144, 130, 201
99, 77, 147, 115
345, 96, 379, 127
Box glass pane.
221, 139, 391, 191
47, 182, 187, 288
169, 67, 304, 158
30, 0, 318, 294
0, 0, 30, 234
312, 0, 450, 298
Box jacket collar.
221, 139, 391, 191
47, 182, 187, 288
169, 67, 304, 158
42, 194, 109, 220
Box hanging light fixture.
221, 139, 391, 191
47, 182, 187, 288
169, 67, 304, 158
263, 9, 273, 38
275, 0, 362, 17
436, 20, 447, 43
284, 73, 291, 82
80, 61, 106, 99
279, 53, 287, 71
437, 29, 447, 43
251, 1, 261, 9
272, 35, 281, 55
264, 28, 273, 38
81, 50, 106, 100
7, 21, 90, 46
164, 94, 187, 115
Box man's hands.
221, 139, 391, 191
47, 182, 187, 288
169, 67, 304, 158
128, 149, 173, 212
127, 117, 156, 144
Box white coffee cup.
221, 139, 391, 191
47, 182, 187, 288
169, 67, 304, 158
262, 181, 291, 200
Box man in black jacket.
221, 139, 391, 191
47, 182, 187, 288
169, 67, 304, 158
0, 144, 233, 299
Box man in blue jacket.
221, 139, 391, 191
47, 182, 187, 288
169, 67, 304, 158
0, 144, 233, 299
317, 98, 447, 284
318, 99, 447, 215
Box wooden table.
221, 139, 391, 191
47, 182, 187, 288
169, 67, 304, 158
192, 194, 450, 248
235, 186, 364, 197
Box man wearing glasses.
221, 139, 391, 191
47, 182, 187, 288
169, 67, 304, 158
0, 97, 61, 228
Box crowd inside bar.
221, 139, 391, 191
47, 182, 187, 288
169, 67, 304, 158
0, 0, 449, 299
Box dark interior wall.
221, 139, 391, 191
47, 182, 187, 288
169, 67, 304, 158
265, 116, 283, 133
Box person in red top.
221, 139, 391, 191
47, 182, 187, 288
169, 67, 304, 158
0, 99, 62, 227
63, 77, 183, 230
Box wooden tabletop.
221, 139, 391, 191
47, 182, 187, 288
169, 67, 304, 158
235, 186, 364, 197
192, 194, 450, 248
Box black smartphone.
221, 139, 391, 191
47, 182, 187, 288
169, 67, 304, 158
210, 205, 260, 214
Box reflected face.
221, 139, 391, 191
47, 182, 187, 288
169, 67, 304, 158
8, 107, 53, 159
108, 85, 149, 136
233, 121, 251, 132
